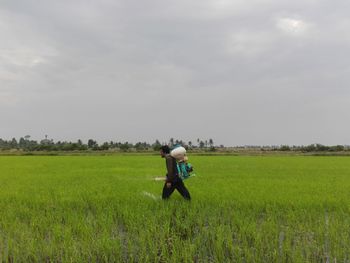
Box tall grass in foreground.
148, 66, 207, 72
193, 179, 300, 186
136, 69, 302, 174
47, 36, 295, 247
0, 156, 350, 262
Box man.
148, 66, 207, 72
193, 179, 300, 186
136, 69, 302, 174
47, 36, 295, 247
160, 145, 191, 200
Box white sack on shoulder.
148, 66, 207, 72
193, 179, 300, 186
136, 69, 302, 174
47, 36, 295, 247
170, 146, 186, 160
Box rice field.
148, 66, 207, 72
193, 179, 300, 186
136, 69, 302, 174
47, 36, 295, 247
0, 155, 350, 262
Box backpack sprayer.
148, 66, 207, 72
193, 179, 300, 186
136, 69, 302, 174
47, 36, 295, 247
170, 145, 195, 180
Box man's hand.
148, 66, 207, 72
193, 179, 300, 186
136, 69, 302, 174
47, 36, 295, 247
166, 182, 172, 188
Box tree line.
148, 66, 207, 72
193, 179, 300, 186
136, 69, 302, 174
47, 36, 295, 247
240, 144, 348, 152
276, 144, 347, 152
0, 136, 217, 152
1, 136, 348, 153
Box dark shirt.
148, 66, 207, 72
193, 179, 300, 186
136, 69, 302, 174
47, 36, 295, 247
165, 154, 179, 183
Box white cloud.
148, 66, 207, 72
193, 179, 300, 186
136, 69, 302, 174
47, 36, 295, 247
0, 49, 48, 68
0, 10, 57, 70
226, 31, 276, 56
207, 0, 276, 17
276, 18, 311, 36
226, 17, 314, 57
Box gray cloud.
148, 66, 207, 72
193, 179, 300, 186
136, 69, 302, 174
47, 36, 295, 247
1, 0, 350, 145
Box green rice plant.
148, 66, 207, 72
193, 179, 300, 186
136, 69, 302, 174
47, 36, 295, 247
0, 156, 350, 262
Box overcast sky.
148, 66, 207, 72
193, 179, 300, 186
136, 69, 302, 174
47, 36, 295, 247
1, 0, 350, 146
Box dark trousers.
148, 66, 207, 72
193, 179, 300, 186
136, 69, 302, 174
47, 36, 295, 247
162, 180, 191, 200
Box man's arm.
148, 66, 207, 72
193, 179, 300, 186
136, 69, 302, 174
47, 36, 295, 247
165, 155, 176, 183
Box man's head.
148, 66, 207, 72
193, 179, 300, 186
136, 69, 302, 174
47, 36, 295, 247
160, 145, 170, 158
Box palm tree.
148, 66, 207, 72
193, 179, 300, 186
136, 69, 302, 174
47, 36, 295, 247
209, 138, 214, 148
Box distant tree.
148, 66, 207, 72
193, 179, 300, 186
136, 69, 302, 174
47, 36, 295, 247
62, 142, 74, 151
330, 145, 345, 152
100, 142, 110, 151
0, 138, 9, 150
188, 141, 192, 148
152, 139, 162, 151
80, 144, 88, 151
143, 142, 150, 150
75, 139, 87, 150
302, 144, 316, 152
280, 145, 291, 151
315, 144, 329, 151
88, 139, 97, 149
135, 142, 144, 151
114, 142, 122, 148
199, 140, 205, 149
19, 137, 26, 149
10, 138, 18, 149
209, 138, 214, 148
169, 138, 174, 147
120, 142, 130, 152
208, 139, 215, 151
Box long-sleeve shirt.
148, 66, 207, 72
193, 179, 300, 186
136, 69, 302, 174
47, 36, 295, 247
165, 154, 179, 183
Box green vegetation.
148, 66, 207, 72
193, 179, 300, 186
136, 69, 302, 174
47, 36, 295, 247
0, 137, 217, 152
1, 136, 350, 155
0, 156, 350, 262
